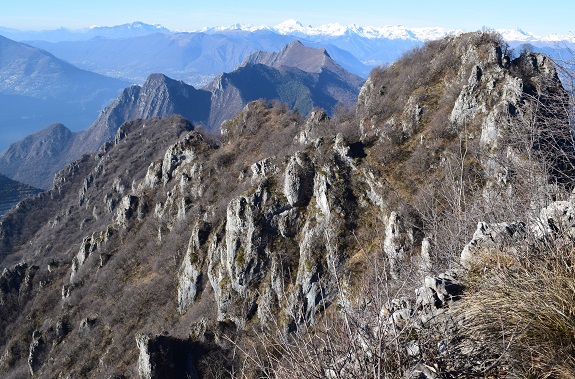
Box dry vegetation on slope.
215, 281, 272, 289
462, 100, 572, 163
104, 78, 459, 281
1, 31, 575, 378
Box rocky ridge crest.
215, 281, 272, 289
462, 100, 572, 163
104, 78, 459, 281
0, 32, 571, 378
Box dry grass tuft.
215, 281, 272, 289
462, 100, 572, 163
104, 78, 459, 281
454, 238, 575, 378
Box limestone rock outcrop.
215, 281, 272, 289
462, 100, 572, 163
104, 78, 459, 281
0, 32, 571, 378
460, 221, 525, 269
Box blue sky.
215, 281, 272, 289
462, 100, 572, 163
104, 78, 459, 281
0, 0, 573, 35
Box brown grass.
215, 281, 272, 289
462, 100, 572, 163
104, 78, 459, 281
453, 238, 575, 377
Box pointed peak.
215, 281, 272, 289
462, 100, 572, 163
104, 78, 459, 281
282, 40, 331, 59
286, 40, 305, 47
143, 73, 175, 86
146, 73, 169, 81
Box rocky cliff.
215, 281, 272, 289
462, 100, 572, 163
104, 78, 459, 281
0, 31, 572, 378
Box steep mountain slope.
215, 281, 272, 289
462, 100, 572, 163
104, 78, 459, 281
0, 74, 210, 189
0, 123, 74, 189
0, 174, 41, 218
206, 41, 364, 126
0, 42, 362, 189
0, 35, 128, 150
0, 32, 571, 378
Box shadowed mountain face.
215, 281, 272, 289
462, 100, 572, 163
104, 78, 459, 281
0, 42, 363, 189
0, 123, 74, 189
0, 174, 41, 218
206, 41, 364, 127
0, 35, 129, 151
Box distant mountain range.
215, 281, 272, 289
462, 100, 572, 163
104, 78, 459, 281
0, 41, 363, 189
0, 35, 128, 151
0, 20, 572, 187
24, 30, 370, 85
10, 21, 572, 87
4, 20, 573, 44
0, 22, 170, 42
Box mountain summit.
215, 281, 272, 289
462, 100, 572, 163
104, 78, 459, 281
242, 40, 333, 73
206, 40, 364, 126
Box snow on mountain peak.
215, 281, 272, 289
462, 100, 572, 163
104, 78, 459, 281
269, 20, 456, 40
197, 19, 573, 43
275, 19, 305, 28
199, 22, 271, 33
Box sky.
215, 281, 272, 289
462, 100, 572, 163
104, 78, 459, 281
0, 0, 573, 36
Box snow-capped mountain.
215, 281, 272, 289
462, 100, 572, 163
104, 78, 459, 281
198, 19, 457, 41
496, 28, 575, 44
271, 19, 457, 41
199, 19, 574, 44
3, 19, 572, 45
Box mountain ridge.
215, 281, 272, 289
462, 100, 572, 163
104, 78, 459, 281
0, 31, 572, 378
4, 19, 568, 44
0, 42, 363, 189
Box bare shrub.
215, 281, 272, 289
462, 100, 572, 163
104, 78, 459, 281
226, 228, 439, 378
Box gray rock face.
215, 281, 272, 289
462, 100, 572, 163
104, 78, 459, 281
251, 157, 279, 183
178, 222, 211, 314
136, 335, 153, 379
207, 183, 278, 325
296, 109, 329, 145
28, 330, 45, 376
384, 212, 414, 279
533, 200, 575, 238
193, 142, 360, 327
460, 221, 525, 269
283, 152, 315, 207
